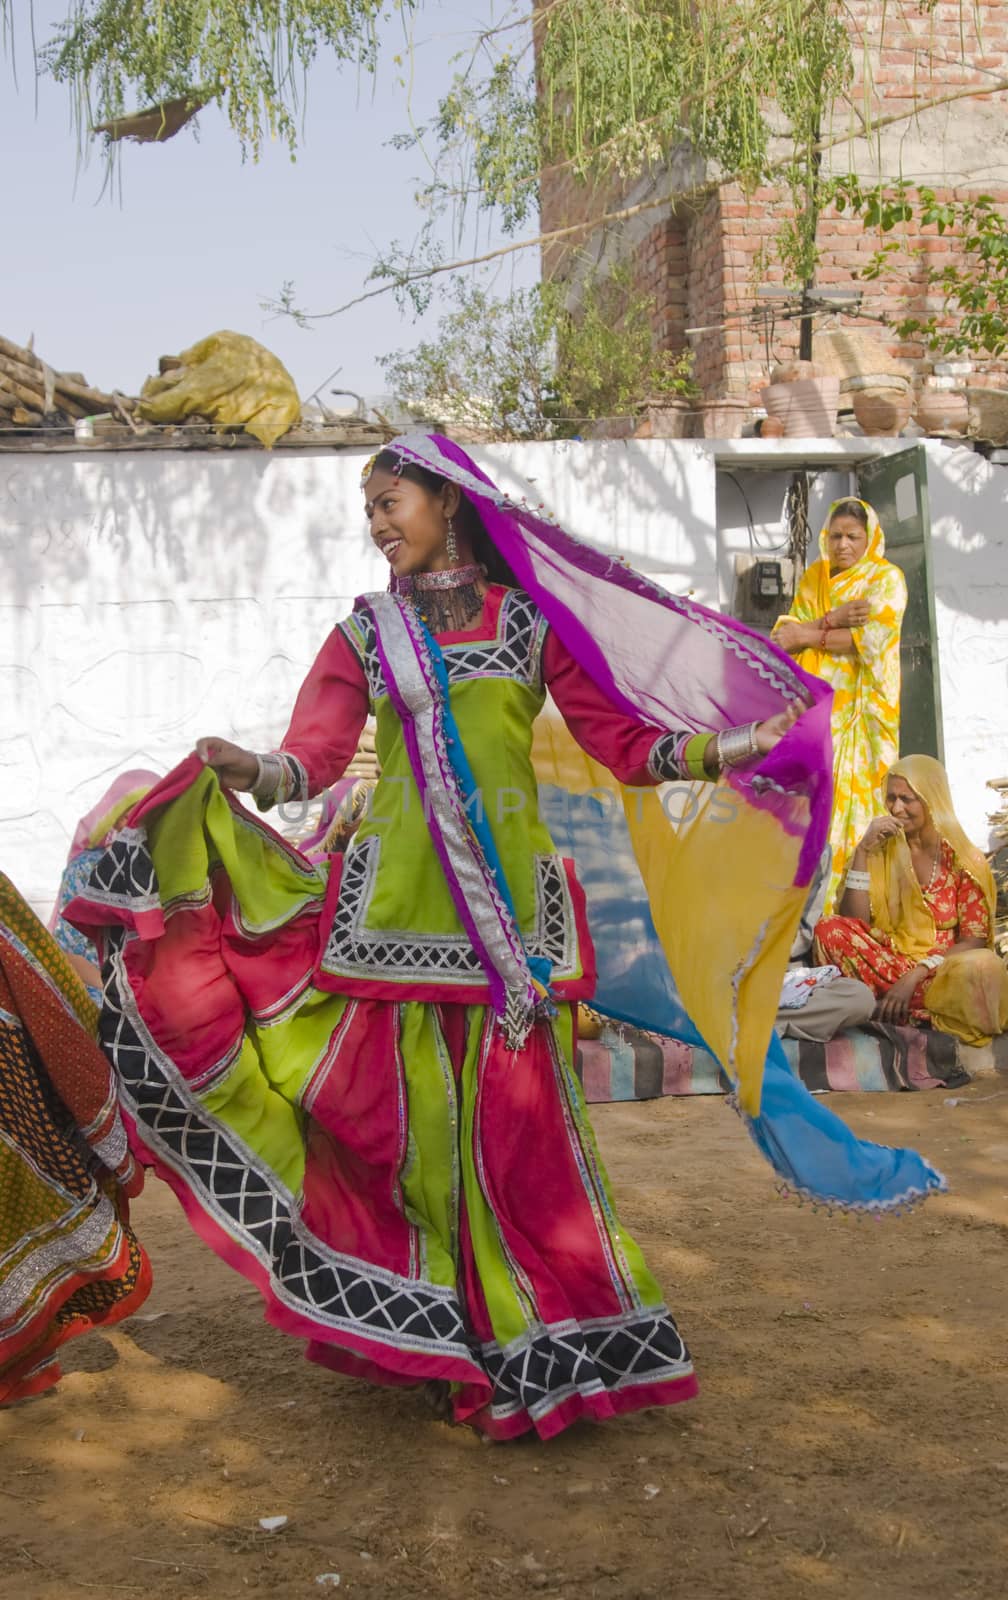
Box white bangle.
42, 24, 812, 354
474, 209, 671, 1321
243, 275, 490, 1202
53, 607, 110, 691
251, 752, 283, 801
844, 869, 870, 892
920, 952, 945, 972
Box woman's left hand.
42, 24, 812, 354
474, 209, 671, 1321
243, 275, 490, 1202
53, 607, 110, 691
754, 701, 803, 754
774, 620, 815, 654
874, 969, 922, 1025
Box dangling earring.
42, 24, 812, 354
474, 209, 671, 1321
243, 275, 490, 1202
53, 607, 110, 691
445, 514, 458, 564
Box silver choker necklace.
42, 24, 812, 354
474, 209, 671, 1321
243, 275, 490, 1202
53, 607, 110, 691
393, 564, 485, 633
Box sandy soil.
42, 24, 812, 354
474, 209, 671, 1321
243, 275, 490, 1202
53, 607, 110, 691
2, 1085, 1007, 1600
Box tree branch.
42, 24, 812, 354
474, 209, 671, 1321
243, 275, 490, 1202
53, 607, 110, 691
288, 64, 1008, 324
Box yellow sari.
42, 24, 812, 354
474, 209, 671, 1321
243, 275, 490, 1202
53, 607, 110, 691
869, 754, 1008, 1045
774, 500, 907, 911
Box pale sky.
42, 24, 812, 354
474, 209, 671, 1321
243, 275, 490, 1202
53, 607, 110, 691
1, 1, 536, 404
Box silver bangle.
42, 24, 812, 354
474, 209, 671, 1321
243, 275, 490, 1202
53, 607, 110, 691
251, 751, 283, 801
844, 868, 871, 892
920, 952, 945, 972
716, 721, 760, 769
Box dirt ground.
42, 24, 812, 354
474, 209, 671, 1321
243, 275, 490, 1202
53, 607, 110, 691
2, 1085, 1007, 1600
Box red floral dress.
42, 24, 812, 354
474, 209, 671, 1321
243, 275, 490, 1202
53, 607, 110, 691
814, 841, 990, 1022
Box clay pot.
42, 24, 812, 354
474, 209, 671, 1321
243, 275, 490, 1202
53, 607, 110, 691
760, 376, 840, 438
852, 382, 913, 437
915, 387, 969, 437
769, 359, 821, 384
634, 397, 694, 439
697, 397, 750, 439
756, 415, 786, 438
966, 386, 1008, 445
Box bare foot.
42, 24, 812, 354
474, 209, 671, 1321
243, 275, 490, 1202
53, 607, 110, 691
422, 1380, 454, 1421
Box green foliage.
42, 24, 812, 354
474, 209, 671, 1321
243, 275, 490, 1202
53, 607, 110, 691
409, 2, 961, 297
380, 270, 696, 440
36, 0, 400, 157
418, 1, 864, 288
832, 179, 1008, 357
432, 53, 541, 236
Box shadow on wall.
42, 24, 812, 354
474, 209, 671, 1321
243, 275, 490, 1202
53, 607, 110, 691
479, 439, 719, 595
924, 445, 1008, 627
0, 447, 384, 911
0, 448, 381, 609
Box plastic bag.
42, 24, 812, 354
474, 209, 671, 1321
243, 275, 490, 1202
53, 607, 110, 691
138, 330, 300, 447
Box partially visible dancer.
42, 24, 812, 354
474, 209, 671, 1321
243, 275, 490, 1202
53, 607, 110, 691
1, 874, 151, 1405
816, 755, 1008, 1044
774, 498, 907, 910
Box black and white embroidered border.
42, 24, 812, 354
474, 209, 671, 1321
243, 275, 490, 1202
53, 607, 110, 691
481, 1308, 692, 1423
100, 933, 473, 1362
340, 588, 547, 705
82, 828, 160, 918
319, 836, 577, 986
93, 826, 693, 1421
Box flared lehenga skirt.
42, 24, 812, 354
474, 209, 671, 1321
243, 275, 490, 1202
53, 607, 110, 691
71, 770, 696, 1439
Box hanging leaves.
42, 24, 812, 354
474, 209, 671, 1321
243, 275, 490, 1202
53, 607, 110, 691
37, 0, 403, 159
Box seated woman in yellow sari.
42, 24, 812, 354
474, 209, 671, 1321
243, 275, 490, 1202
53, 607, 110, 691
774, 499, 907, 911
814, 755, 1008, 1045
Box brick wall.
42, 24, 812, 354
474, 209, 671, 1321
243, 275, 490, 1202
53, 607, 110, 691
538, 1, 1008, 410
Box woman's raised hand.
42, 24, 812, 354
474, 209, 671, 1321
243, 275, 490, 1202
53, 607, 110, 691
859, 814, 903, 853
194, 737, 259, 791
753, 700, 803, 754
829, 599, 870, 629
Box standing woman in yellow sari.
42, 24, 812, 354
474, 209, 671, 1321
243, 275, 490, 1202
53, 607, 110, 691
774, 499, 907, 911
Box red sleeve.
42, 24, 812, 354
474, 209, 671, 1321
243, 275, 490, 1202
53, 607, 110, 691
541, 628, 686, 786
276, 625, 370, 797
955, 868, 991, 941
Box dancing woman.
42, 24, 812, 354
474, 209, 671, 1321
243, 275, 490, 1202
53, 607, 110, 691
68, 435, 943, 1439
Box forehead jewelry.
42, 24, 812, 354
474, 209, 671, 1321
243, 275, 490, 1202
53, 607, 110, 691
360, 449, 405, 491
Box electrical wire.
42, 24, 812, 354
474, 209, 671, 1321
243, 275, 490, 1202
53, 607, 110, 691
722, 468, 791, 554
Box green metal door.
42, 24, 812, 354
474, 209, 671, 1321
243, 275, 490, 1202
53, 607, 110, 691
857, 445, 944, 761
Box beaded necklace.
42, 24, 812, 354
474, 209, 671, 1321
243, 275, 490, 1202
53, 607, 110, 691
393, 564, 486, 635
912, 835, 943, 895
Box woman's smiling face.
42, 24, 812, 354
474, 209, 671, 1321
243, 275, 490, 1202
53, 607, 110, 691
885, 775, 930, 841
364, 467, 460, 577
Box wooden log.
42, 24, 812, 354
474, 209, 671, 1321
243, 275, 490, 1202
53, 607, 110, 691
0, 336, 124, 412
0, 348, 50, 399
53, 374, 124, 411
0, 333, 43, 372
0, 357, 90, 420
0, 359, 46, 414
11, 406, 42, 425
51, 391, 90, 421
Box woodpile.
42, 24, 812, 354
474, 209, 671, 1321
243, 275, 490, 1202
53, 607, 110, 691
346, 722, 379, 783
0, 333, 134, 429
988, 776, 1008, 961
275, 724, 380, 853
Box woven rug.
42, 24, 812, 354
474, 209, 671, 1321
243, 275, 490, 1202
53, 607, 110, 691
575, 1021, 969, 1104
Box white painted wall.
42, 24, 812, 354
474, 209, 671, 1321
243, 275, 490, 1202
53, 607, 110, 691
0, 439, 717, 913
0, 436, 1004, 916
923, 440, 1008, 842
